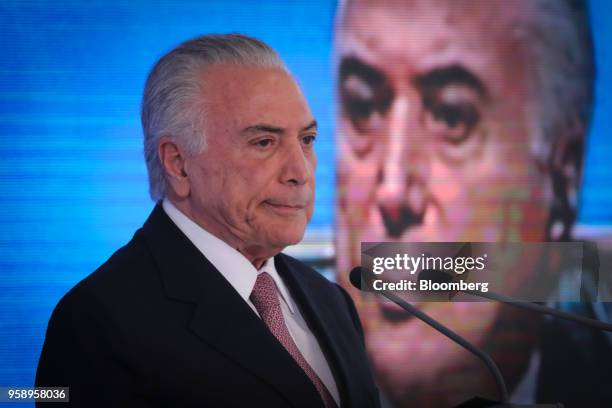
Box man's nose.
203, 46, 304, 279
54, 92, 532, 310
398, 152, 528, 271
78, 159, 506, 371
377, 95, 429, 238
281, 141, 313, 186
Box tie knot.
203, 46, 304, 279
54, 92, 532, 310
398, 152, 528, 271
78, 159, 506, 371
250, 272, 281, 318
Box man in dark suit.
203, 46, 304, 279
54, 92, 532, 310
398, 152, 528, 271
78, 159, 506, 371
36, 34, 380, 407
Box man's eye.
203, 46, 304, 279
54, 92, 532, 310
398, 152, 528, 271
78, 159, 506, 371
302, 135, 316, 145
255, 138, 274, 148
423, 91, 480, 145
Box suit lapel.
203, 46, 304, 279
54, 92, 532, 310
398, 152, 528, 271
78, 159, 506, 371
139, 205, 323, 408
276, 255, 367, 408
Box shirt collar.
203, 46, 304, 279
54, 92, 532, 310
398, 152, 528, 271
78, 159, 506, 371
162, 199, 295, 314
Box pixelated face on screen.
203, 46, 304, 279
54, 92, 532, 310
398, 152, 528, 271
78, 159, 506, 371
334, 0, 590, 405
336, 1, 554, 247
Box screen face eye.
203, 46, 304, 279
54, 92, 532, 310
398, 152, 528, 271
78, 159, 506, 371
422, 85, 481, 145
339, 57, 393, 156
416, 65, 486, 149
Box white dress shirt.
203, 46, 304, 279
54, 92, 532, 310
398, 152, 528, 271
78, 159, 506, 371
162, 199, 339, 404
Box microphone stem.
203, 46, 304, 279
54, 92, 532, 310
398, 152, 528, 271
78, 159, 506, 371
382, 290, 510, 403
463, 290, 612, 332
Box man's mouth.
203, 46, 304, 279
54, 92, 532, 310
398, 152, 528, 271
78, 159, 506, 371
379, 205, 425, 238
263, 200, 306, 214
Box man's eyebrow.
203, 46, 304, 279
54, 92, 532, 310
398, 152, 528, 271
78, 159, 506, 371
241, 124, 285, 135
301, 120, 317, 132
414, 64, 488, 97
241, 120, 317, 135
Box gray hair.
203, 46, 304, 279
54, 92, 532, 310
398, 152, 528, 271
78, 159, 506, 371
141, 33, 288, 201
517, 0, 595, 238
515, 0, 595, 165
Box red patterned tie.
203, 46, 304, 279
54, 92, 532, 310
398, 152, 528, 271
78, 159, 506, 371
250, 272, 338, 408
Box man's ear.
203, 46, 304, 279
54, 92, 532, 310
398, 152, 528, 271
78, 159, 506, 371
158, 136, 190, 199
546, 117, 585, 241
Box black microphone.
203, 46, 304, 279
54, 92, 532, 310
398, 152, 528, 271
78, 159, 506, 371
417, 268, 612, 332
350, 266, 510, 403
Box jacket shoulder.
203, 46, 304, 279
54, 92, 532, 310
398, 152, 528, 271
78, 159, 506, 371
47, 229, 159, 334
74, 229, 155, 295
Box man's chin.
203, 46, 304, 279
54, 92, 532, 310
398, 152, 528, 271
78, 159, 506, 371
264, 228, 307, 250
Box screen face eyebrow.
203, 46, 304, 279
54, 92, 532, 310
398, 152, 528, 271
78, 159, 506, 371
414, 64, 488, 97
338, 56, 394, 132
339, 56, 388, 91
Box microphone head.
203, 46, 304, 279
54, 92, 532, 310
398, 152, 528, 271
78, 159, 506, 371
349, 266, 363, 290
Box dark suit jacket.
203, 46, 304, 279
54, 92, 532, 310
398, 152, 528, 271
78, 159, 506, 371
36, 205, 380, 407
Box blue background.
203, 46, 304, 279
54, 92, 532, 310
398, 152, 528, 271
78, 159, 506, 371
0, 0, 610, 401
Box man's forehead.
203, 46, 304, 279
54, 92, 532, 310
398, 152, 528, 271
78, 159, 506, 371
197, 64, 313, 131
340, 0, 529, 23
336, 0, 534, 85
338, 0, 530, 53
